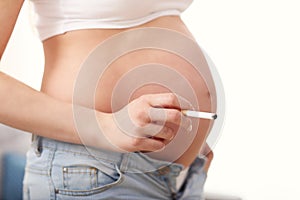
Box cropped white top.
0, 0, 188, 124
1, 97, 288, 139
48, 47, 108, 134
29, 0, 194, 41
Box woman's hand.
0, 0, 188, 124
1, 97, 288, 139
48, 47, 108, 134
98, 93, 193, 152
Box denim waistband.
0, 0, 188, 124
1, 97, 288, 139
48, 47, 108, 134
32, 136, 184, 175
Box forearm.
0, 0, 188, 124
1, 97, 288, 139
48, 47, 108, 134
0, 72, 195, 153
0, 0, 24, 60
0, 71, 95, 146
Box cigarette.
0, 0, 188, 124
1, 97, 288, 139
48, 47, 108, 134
181, 110, 217, 120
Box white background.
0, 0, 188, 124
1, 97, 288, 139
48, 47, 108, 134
1, 0, 300, 199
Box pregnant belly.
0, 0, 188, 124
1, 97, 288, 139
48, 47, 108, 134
95, 49, 214, 113
41, 16, 217, 167
93, 47, 215, 166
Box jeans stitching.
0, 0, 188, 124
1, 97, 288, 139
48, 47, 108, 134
47, 143, 57, 200
55, 164, 123, 196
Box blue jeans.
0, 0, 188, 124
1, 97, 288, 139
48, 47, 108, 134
23, 136, 207, 200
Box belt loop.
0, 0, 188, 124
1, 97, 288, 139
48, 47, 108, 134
119, 153, 130, 173
31, 134, 35, 142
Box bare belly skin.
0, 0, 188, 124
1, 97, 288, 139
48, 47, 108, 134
40, 16, 216, 168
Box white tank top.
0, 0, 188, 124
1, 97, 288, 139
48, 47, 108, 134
29, 0, 194, 41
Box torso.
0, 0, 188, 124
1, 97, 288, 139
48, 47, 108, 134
40, 16, 216, 167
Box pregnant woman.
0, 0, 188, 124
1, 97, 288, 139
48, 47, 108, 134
0, 0, 223, 199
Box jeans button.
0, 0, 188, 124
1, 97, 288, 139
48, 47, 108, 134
157, 166, 171, 175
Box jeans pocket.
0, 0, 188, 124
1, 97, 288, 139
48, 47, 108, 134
55, 163, 124, 196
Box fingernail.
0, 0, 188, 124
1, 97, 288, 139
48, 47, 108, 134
157, 143, 166, 151
187, 119, 193, 132
167, 128, 175, 140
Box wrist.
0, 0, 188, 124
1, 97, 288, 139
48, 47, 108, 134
94, 111, 125, 152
